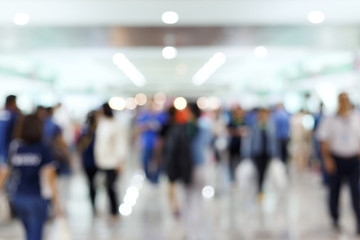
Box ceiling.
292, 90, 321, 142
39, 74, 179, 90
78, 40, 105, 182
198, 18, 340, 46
0, 0, 360, 113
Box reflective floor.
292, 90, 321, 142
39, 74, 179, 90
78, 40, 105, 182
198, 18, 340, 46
1, 159, 360, 240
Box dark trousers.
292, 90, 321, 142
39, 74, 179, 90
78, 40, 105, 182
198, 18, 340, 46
142, 147, 160, 184
278, 138, 289, 165
254, 155, 270, 193
329, 155, 360, 226
85, 168, 118, 216
85, 168, 98, 213
229, 153, 241, 182
104, 170, 119, 216
12, 196, 48, 240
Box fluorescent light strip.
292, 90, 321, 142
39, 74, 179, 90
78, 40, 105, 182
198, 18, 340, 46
192, 52, 226, 86
113, 53, 146, 87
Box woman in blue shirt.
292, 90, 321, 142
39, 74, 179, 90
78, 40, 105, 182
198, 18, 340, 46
0, 114, 61, 240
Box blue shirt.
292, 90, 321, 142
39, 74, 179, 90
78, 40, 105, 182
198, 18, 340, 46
0, 109, 18, 164
191, 117, 212, 166
244, 119, 279, 158
7, 141, 53, 197
80, 127, 96, 169
136, 110, 167, 149
43, 117, 61, 144
272, 108, 290, 139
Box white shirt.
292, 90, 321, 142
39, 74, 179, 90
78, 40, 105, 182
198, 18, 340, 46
317, 111, 360, 157
94, 117, 127, 170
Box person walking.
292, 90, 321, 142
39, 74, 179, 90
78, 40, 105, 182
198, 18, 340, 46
94, 103, 126, 219
0, 114, 61, 240
317, 92, 360, 234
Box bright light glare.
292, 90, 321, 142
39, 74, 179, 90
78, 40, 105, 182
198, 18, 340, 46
197, 97, 208, 110
302, 114, 315, 130
202, 186, 215, 199
308, 11, 325, 24
113, 53, 146, 87
193, 52, 226, 86
208, 97, 221, 110
162, 46, 177, 59
135, 93, 147, 106
154, 93, 166, 105
161, 11, 179, 24
13, 13, 30, 26
124, 187, 139, 207
174, 97, 187, 110
254, 46, 268, 59
119, 204, 132, 216
126, 97, 137, 110
109, 97, 126, 111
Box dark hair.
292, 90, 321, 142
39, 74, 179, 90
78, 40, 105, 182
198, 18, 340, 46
20, 114, 43, 143
102, 103, 114, 117
86, 110, 96, 126
188, 102, 201, 119
5, 95, 16, 107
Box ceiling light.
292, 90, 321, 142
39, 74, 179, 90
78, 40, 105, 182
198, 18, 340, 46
197, 97, 208, 110
254, 46, 268, 59
193, 52, 226, 86
174, 97, 187, 110
162, 46, 177, 60
135, 93, 147, 106
308, 11, 325, 24
113, 53, 146, 87
126, 97, 137, 110
13, 13, 30, 26
161, 11, 179, 24
109, 97, 126, 111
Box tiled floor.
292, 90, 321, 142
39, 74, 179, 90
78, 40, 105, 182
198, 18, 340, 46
1, 160, 360, 240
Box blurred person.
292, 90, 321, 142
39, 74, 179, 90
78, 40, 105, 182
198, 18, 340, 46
77, 110, 98, 215
244, 108, 279, 198
43, 107, 71, 212
185, 103, 212, 239
313, 102, 328, 185
317, 92, 360, 233
227, 106, 247, 183
290, 109, 312, 170
53, 103, 75, 150
135, 99, 167, 184
0, 95, 22, 165
212, 108, 229, 194
0, 114, 61, 240
158, 106, 183, 217
94, 103, 126, 218
43, 107, 71, 176
272, 103, 291, 165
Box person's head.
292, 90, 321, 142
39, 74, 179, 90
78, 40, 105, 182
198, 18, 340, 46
232, 106, 244, 119
188, 102, 201, 120
5, 95, 17, 109
258, 108, 270, 123
102, 103, 114, 118
20, 114, 43, 143
86, 110, 97, 126
35, 106, 47, 121
46, 107, 54, 117
338, 92, 350, 112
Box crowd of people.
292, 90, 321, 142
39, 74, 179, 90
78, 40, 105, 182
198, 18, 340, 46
0, 92, 360, 239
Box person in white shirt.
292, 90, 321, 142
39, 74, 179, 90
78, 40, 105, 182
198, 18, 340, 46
94, 103, 126, 218
317, 92, 360, 234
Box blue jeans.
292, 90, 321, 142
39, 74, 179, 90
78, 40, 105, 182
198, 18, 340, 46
142, 147, 160, 184
12, 196, 48, 240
